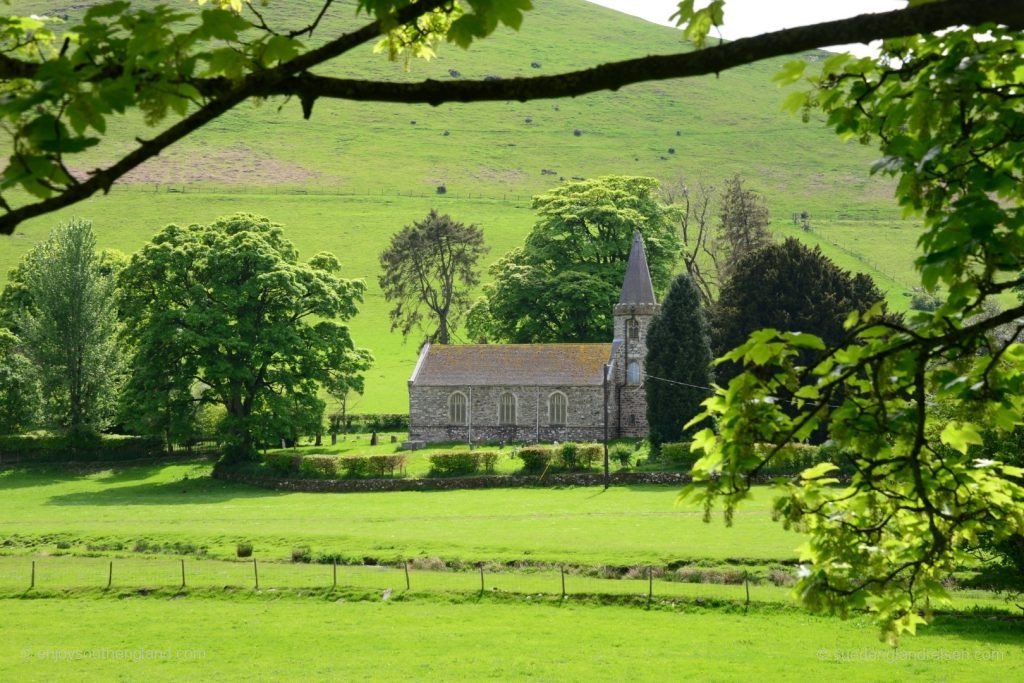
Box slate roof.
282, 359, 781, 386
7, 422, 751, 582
410, 343, 612, 387
618, 230, 657, 305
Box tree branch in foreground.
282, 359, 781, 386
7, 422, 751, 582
2, 0, 1021, 234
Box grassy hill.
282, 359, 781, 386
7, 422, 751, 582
3, 0, 925, 412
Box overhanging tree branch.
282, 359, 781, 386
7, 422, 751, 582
1, 0, 1021, 235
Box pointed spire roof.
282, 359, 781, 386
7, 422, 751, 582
618, 230, 657, 305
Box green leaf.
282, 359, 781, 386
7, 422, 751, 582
773, 60, 807, 86
939, 421, 984, 455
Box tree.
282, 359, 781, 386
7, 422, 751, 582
713, 238, 885, 368
645, 274, 713, 449
716, 174, 771, 278
688, 23, 1024, 641
0, 1, 1018, 234
118, 213, 372, 464
16, 219, 122, 440
0, 328, 39, 434
468, 176, 681, 343
378, 210, 487, 345
660, 177, 720, 307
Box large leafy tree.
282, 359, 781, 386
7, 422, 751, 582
378, 210, 487, 345
689, 24, 1024, 641
118, 213, 372, 463
469, 176, 681, 343
16, 219, 122, 440
0, 1, 1017, 234
0, 328, 39, 434
645, 274, 713, 449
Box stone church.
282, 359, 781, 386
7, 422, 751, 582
407, 231, 660, 445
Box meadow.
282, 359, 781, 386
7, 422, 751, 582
4, 0, 930, 412
2, 460, 1022, 681
3, 596, 1020, 681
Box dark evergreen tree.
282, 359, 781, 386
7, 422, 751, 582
713, 238, 885, 385
645, 274, 713, 448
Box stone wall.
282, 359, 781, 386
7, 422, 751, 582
409, 384, 607, 444
612, 302, 660, 437
214, 468, 690, 492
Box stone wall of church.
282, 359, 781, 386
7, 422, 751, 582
408, 384, 607, 444
611, 302, 659, 438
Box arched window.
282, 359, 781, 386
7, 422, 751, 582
627, 361, 641, 385
548, 392, 568, 426
499, 392, 517, 425
449, 392, 467, 425
627, 319, 640, 341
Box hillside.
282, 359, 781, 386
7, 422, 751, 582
2, 0, 924, 412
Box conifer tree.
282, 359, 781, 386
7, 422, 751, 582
645, 274, 713, 449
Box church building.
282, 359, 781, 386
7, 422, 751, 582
407, 231, 660, 444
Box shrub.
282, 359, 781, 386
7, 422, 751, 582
609, 444, 633, 468
660, 442, 698, 469
577, 444, 602, 470
367, 454, 406, 478
753, 443, 821, 475
479, 451, 499, 473
559, 442, 580, 470
237, 542, 253, 558
264, 452, 301, 476
291, 545, 311, 563
428, 451, 482, 476
573, 129, 583, 136
436, 185, 447, 194
515, 446, 554, 473
299, 455, 338, 479
0, 433, 164, 464
340, 456, 370, 479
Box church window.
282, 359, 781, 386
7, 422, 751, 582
627, 361, 641, 385
549, 392, 568, 426
627, 319, 640, 341
499, 392, 517, 425
449, 392, 467, 425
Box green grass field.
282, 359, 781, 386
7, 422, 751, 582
0, 461, 800, 565
3, 0, 929, 412
2, 596, 1018, 681
2, 461, 1021, 680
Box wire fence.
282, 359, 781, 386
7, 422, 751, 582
0, 555, 788, 605
115, 182, 909, 224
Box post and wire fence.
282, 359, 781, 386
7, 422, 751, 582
0, 555, 772, 607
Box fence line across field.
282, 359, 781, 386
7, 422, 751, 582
0, 555, 760, 607
116, 183, 907, 223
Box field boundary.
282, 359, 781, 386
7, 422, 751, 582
213, 468, 691, 492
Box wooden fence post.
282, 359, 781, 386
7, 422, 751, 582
253, 558, 259, 590
181, 559, 186, 589
744, 571, 750, 612
30, 560, 35, 589
107, 561, 113, 589
404, 561, 410, 591
333, 559, 337, 589
561, 566, 566, 599
479, 565, 484, 595
647, 566, 653, 606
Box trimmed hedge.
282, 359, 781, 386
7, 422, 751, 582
0, 434, 164, 464
515, 446, 554, 473
368, 454, 407, 478
577, 444, 602, 470
329, 413, 410, 434
299, 455, 338, 478
340, 456, 370, 479
429, 451, 493, 477
264, 452, 302, 475
661, 442, 697, 469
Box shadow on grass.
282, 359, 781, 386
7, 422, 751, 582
45, 476, 285, 506
920, 613, 1024, 646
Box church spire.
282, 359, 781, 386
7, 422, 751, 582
618, 230, 657, 305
